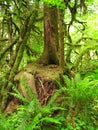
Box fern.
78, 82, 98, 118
41, 117, 61, 124
0, 71, 98, 130
10, 86, 27, 103
6, 82, 65, 130
56, 72, 98, 129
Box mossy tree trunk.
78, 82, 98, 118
38, 4, 59, 65
58, 8, 65, 68
0, 11, 37, 111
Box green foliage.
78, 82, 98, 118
0, 111, 15, 130
19, 32, 44, 69
0, 0, 98, 129
58, 72, 98, 107
64, 0, 98, 71
55, 70, 98, 129
0, 70, 98, 129
42, 0, 65, 8
0, 81, 65, 130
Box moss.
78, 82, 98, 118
18, 63, 63, 80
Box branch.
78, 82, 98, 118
76, 37, 98, 44
72, 45, 98, 71
35, 17, 43, 22
0, 37, 18, 60
32, 25, 42, 35
12, 20, 20, 34
0, 38, 8, 42
0, 3, 9, 7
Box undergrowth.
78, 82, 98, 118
0, 69, 98, 130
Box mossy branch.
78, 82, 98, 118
0, 37, 18, 60
72, 45, 98, 71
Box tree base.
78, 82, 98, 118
4, 63, 63, 113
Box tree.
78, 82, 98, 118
0, 0, 40, 110
37, 3, 66, 67
38, 4, 59, 65
0, 0, 98, 111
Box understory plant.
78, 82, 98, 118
0, 82, 65, 130
0, 70, 98, 130
56, 71, 98, 130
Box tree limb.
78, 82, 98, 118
0, 37, 18, 60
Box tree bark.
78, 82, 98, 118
38, 5, 59, 65
0, 12, 37, 111
58, 8, 65, 68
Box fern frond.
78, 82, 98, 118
29, 113, 42, 129
41, 117, 61, 124
10, 85, 28, 103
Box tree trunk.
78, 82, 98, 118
58, 8, 65, 68
38, 5, 59, 65
0, 11, 37, 111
